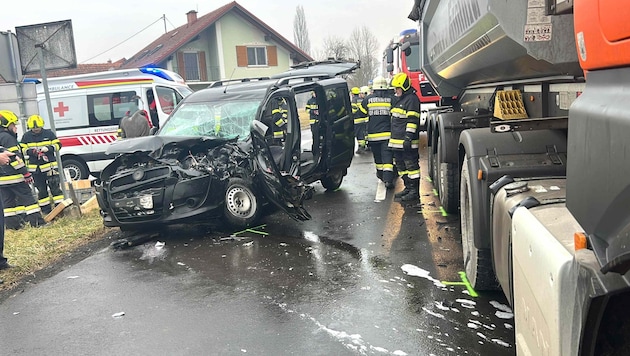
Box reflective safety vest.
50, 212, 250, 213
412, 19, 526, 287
389, 90, 421, 150
0, 130, 27, 185
20, 128, 62, 174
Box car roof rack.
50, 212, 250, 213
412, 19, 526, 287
290, 58, 356, 69
207, 77, 270, 88
273, 74, 335, 87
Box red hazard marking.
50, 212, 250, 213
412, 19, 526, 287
54, 102, 70, 117
59, 136, 82, 147
59, 132, 117, 147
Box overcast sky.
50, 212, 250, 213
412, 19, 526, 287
5, 0, 417, 64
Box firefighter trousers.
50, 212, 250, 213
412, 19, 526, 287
1, 182, 46, 230
370, 141, 394, 184
393, 148, 420, 188
33, 173, 63, 214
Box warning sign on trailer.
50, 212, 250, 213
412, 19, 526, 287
524, 24, 552, 42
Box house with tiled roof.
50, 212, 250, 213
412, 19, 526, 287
121, 1, 313, 90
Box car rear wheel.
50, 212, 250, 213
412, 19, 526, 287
321, 170, 344, 191
224, 178, 260, 228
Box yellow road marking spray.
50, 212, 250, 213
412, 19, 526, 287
442, 271, 478, 297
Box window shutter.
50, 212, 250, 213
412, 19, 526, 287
177, 52, 186, 78
198, 51, 207, 81
267, 46, 278, 66
236, 46, 248, 67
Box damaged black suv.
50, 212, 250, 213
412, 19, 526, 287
95, 61, 358, 230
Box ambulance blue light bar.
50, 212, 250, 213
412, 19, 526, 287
140, 67, 175, 81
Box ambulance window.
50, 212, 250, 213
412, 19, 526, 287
88, 91, 137, 126
155, 87, 178, 115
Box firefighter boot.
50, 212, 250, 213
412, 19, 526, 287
400, 181, 420, 203
394, 176, 410, 200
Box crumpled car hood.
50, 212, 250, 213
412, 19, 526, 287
101, 135, 250, 182
106, 135, 236, 157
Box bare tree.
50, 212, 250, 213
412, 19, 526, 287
309, 47, 327, 61
322, 36, 349, 60
293, 5, 311, 55
347, 26, 379, 88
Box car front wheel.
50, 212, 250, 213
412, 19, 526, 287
224, 178, 260, 228
321, 170, 344, 191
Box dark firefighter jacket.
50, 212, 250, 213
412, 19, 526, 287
306, 96, 319, 125
360, 90, 393, 142
0, 130, 28, 185
389, 89, 421, 150
21, 128, 62, 174
351, 95, 368, 125
271, 100, 288, 140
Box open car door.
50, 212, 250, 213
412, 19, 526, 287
316, 78, 355, 175
249, 95, 312, 222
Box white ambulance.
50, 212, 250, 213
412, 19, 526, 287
31, 67, 193, 180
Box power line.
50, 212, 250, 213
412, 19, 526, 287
81, 16, 165, 64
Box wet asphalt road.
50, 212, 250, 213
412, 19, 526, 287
0, 137, 515, 355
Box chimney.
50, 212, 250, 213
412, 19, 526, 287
186, 10, 198, 25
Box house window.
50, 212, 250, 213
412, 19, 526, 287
236, 46, 277, 67
247, 47, 267, 66
177, 51, 207, 81
183, 52, 200, 81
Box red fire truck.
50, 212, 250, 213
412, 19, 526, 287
383, 28, 440, 104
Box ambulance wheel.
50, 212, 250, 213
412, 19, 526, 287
460, 154, 499, 290
224, 178, 260, 228
63, 158, 89, 180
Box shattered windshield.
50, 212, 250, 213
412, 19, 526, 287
158, 99, 261, 140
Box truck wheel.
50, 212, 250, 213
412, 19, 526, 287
428, 141, 435, 182
460, 154, 499, 290
62, 158, 89, 180
435, 135, 445, 195
321, 170, 344, 191
224, 178, 260, 228
438, 134, 458, 213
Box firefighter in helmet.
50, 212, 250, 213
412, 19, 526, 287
21, 114, 64, 214
0, 110, 46, 229
351, 87, 368, 153
388, 73, 421, 203
360, 76, 395, 189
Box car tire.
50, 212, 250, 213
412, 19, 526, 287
62, 158, 89, 180
321, 170, 344, 191
224, 178, 260, 228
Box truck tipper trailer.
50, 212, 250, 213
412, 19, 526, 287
408, 0, 630, 354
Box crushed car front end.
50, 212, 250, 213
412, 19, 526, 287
96, 136, 252, 228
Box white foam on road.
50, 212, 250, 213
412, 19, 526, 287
401, 264, 446, 288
